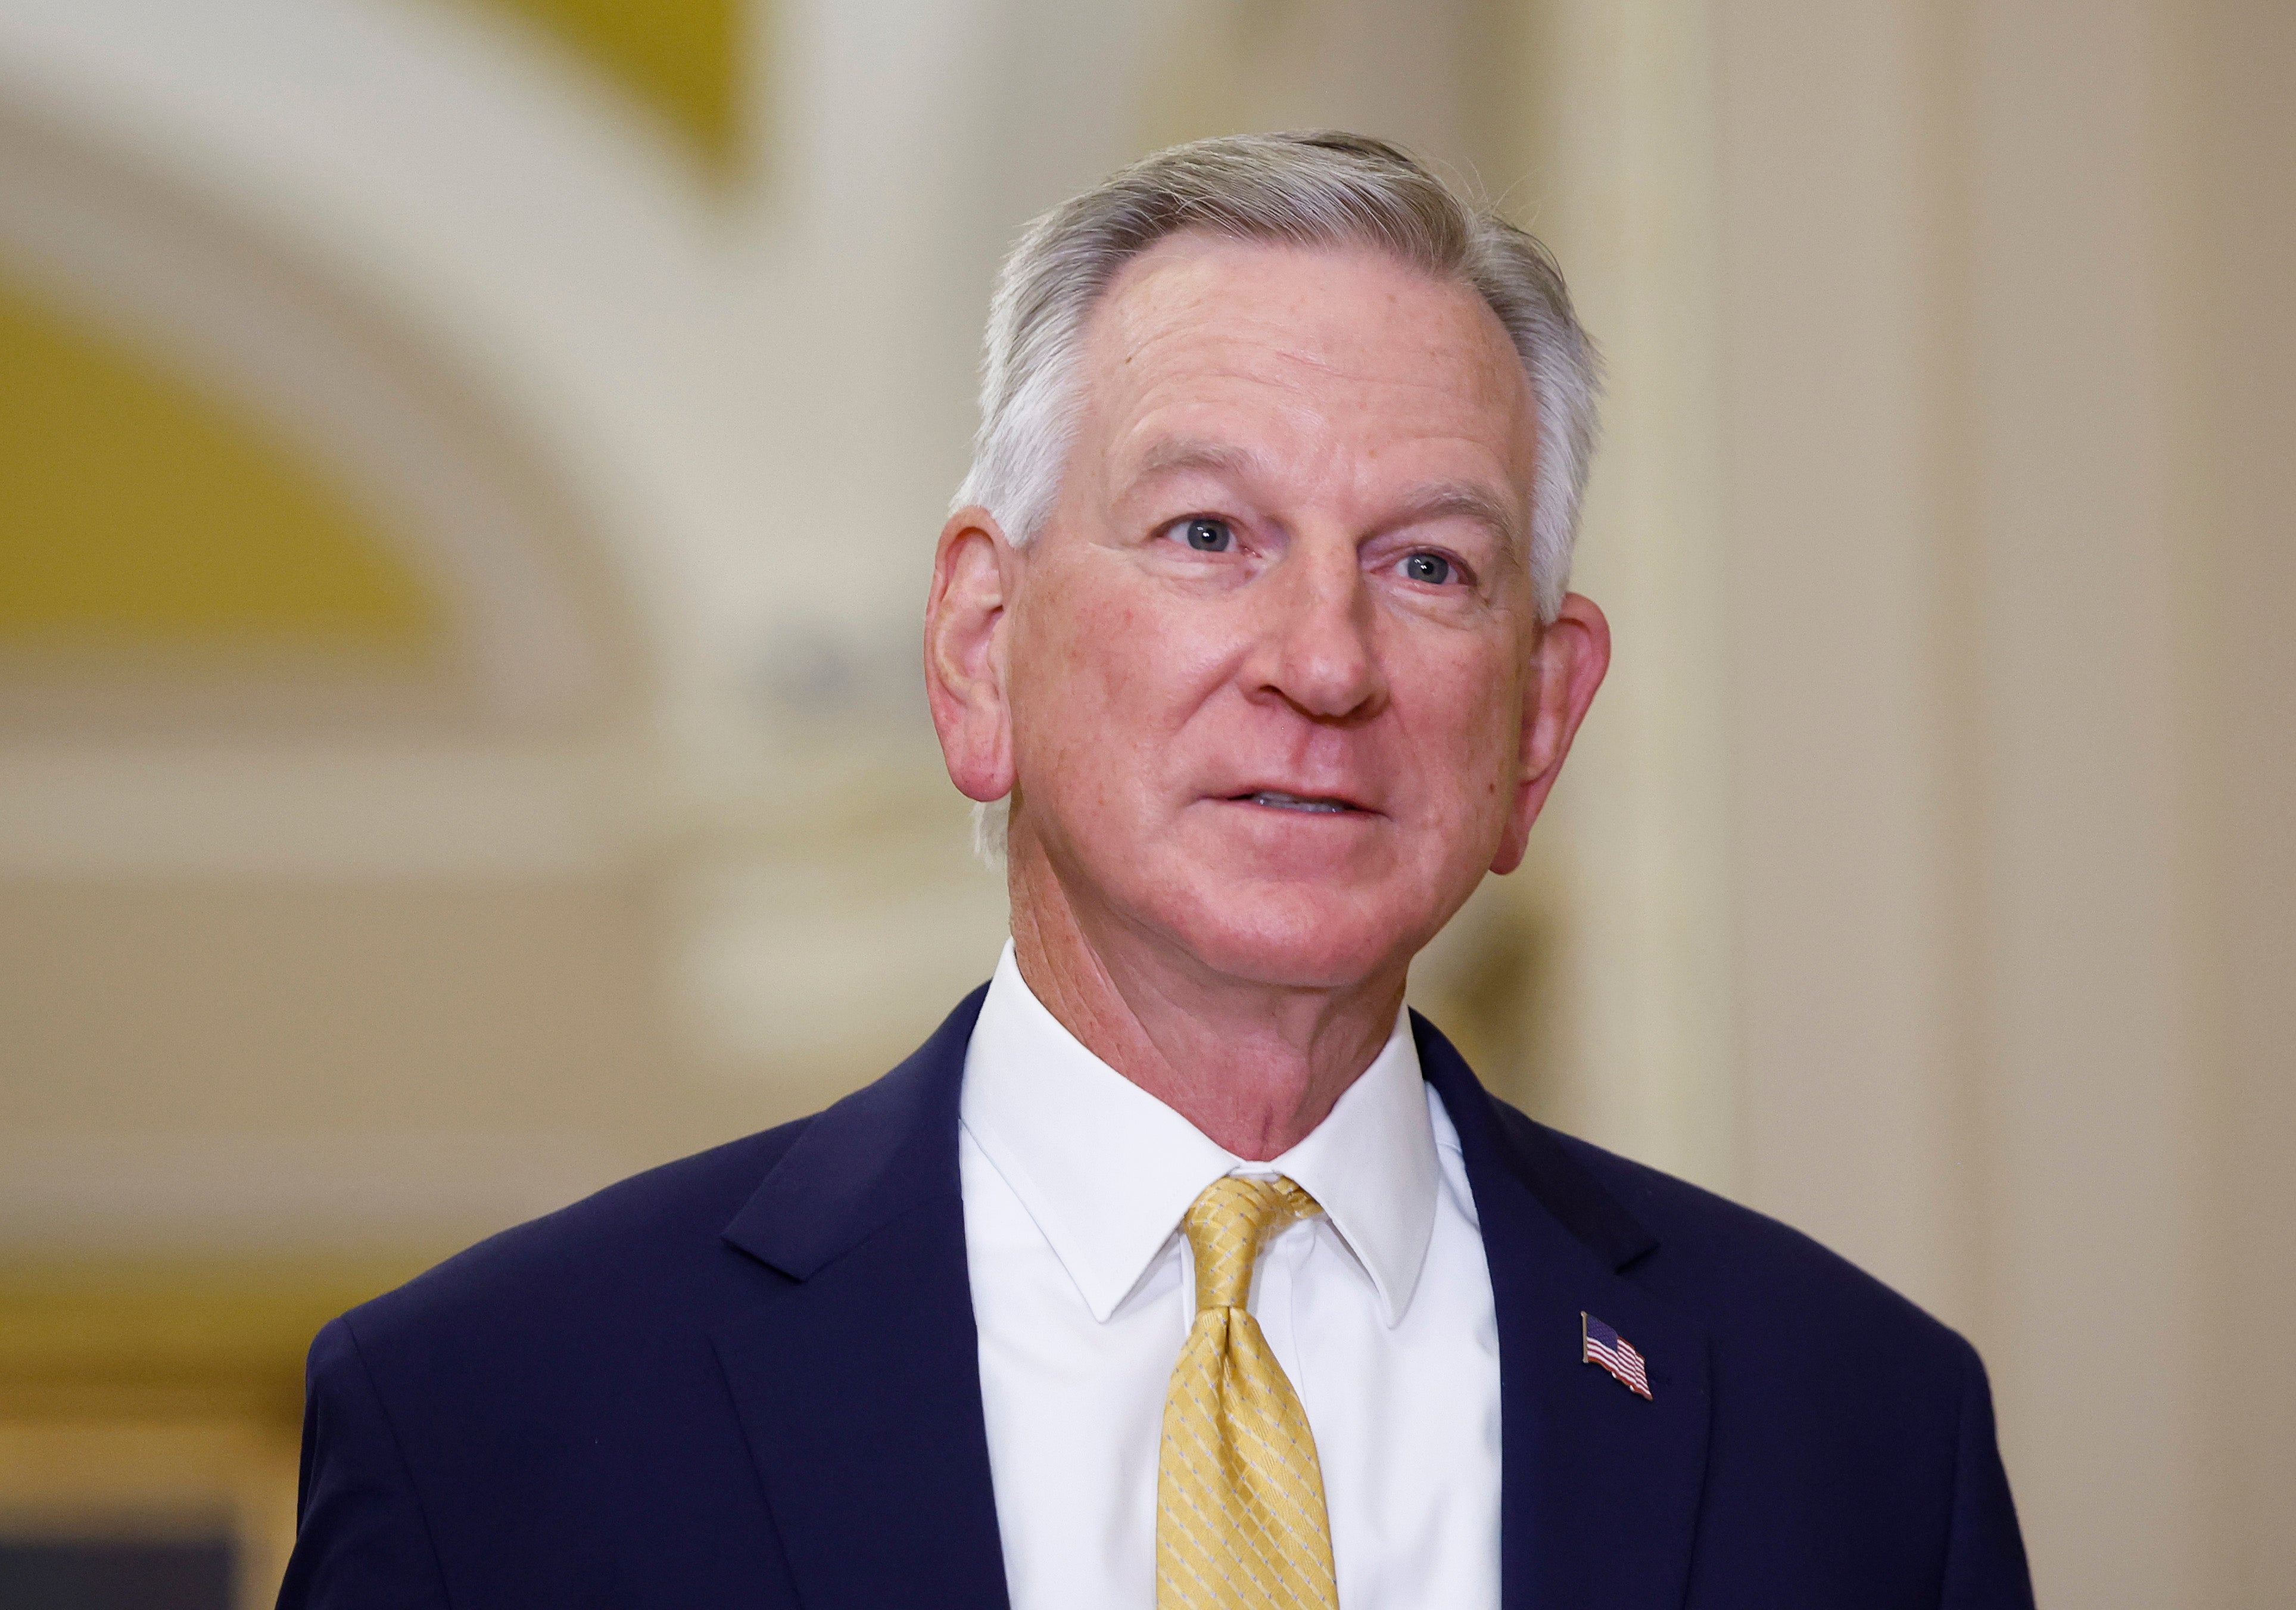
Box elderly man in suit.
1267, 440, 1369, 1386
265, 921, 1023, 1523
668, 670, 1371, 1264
281, 132, 2032, 1609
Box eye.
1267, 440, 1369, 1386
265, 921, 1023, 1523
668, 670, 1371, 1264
1399, 551, 1456, 586
1169, 516, 1235, 553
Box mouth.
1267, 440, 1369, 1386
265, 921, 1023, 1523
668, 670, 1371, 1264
1228, 789, 1368, 816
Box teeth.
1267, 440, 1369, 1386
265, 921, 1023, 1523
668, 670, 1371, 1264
1248, 791, 1350, 813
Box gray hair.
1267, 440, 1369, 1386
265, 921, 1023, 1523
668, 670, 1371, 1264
954, 130, 1602, 864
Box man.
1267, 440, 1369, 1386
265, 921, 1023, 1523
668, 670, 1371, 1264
281, 133, 2032, 1609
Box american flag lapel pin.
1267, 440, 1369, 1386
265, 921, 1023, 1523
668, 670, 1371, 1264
1581, 1311, 1654, 1400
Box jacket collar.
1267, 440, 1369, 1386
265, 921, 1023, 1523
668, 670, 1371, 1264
710, 991, 1709, 1610
721, 983, 988, 1279
1415, 1011, 1714, 1610
713, 986, 1011, 1610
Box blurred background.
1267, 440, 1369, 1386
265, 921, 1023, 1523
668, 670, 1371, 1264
0, 0, 2286, 1604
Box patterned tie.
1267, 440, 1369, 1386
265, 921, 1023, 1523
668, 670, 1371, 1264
1156, 1175, 1338, 1610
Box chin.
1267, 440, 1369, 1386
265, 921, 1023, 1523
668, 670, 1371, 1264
1157, 878, 1426, 991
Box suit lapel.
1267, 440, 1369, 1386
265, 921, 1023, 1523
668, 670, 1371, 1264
705, 992, 1706, 1610
1415, 1015, 1713, 1610
713, 988, 1010, 1610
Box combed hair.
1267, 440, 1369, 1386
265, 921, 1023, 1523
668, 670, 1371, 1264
954, 130, 1602, 864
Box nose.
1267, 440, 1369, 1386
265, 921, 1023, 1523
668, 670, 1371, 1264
1248, 536, 1387, 723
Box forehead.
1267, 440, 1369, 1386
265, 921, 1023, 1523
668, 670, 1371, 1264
1070, 232, 1537, 498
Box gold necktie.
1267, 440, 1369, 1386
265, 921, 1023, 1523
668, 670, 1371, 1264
1156, 1175, 1338, 1610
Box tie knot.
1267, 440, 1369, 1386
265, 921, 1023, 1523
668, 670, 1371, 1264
1180, 1175, 1321, 1312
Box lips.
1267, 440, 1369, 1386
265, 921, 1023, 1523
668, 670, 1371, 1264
1229, 789, 1367, 815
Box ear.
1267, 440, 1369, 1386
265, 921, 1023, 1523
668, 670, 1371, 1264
1490, 593, 1610, 875
924, 505, 1019, 804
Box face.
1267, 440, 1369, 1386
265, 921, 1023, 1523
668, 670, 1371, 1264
930, 233, 1606, 992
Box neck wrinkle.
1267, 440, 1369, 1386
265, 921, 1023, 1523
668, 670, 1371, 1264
1004, 820, 1404, 1160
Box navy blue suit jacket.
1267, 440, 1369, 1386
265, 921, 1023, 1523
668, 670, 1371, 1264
280, 990, 2032, 1608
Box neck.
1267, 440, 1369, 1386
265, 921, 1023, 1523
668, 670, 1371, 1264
1005, 840, 1406, 1161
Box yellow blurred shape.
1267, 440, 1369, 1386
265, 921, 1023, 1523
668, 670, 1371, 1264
0, 1255, 438, 1422
471, 0, 746, 169
0, 272, 441, 657
0, 1254, 441, 1603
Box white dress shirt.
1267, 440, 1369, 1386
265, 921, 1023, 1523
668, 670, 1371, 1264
959, 943, 1502, 1610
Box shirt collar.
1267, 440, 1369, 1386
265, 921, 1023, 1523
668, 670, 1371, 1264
959, 942, 1440, 1327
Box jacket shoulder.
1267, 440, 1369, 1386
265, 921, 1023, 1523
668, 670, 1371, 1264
1476, 1105, 2029, 1602
1496, 1098, 1977, 1375
340, 1116, 814, 1355
333, 980, 989, 1363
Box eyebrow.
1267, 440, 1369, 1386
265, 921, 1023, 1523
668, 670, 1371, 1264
1129, 437, 1263, 485
1394, 481, 1524, 550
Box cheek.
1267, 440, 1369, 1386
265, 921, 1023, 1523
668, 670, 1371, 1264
1011, 577, 1216, 778
1053, 584, 1231, 718
1400, 647, 1526, 820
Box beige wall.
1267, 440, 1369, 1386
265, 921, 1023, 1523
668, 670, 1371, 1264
1695, 1, 2292, 1601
